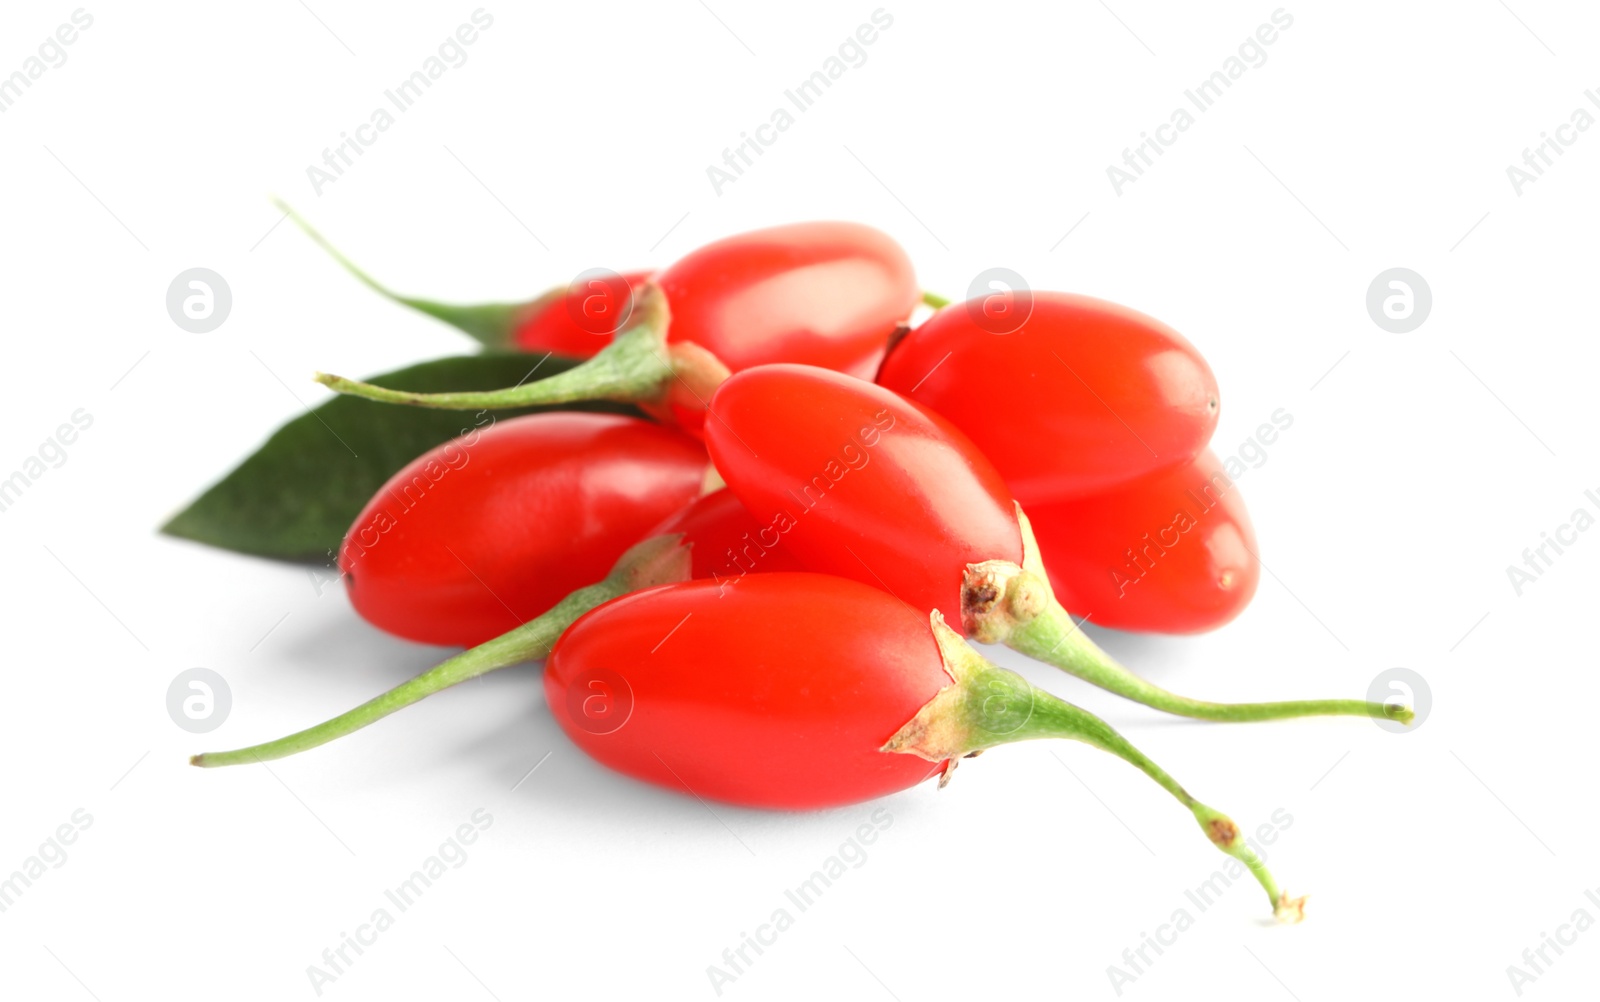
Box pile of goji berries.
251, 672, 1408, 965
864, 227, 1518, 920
186, 217, 1413, 920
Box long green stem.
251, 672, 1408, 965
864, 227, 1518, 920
967, 505, 1413, 726
273, 197, 537, 349
921, 290, 951, 309
1010, 599, 1409, 724
314, 287, 674, 411
191, 534, 690, 768
192, 620, 545, 768
885, 614, 1304, 919
1016, 691, 1301, 918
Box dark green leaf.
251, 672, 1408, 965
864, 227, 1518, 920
161, 353, 642, 561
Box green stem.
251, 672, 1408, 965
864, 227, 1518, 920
314, 286, 676, 412
886, 615, 1304, 920
1010, 598, 1408, 723
1015, 691, 1295, 916
273, 197, 536, 349
191, 534, 690, 768
921, 290, 951, 309
967, 505, 1413, 726
192, 620, 542, 768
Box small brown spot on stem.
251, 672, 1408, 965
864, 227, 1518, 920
964, 582, 999, 611
1206, 817, 1239, 847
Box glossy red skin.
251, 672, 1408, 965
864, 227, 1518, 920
341, 413, 706, 647
877, 292, 1220, 503
648, 489, 806, 583
704, 364, 1022, 626
1028, 450, 1259, 634
512, 269, 654, 357
656, 222, 918, 374
545, 574, 947, 809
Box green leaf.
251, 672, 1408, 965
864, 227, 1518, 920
161, 353, 642, 561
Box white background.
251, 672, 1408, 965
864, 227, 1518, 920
1, 1, 1596, 999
